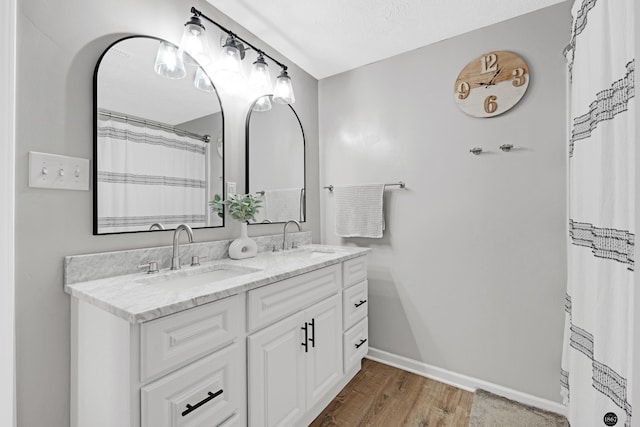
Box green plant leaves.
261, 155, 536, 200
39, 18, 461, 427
209, 193, 262, 222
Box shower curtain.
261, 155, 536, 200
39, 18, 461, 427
561, 0, 635, 426
97, 112, 208, 233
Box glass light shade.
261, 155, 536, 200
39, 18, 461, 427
253, 95, 272, 112
249, 55, 271, 93
179, 17, 211, 65
194, 67, 214, 92
217, 38, 243, 74
215, 37, 245, 92
272, 70, 295, 104
154, 41, 186, 79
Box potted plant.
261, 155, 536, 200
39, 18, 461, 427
210, 194, 262, 259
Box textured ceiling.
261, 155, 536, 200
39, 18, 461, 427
205, 0, 568, 79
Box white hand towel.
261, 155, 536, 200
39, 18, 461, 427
334, 184, 385, 238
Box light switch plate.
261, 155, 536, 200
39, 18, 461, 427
226, 181, 236, 196
29, 151, 90, 191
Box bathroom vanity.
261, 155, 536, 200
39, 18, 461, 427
65, 238, 369, 427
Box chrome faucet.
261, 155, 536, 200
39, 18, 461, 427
282, 220, 301, 250
171, 224, 194, 270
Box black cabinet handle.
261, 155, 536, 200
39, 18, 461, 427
354, 300, 367, 308
309, 318, 315, 348
182, 389, 223, 417
355, 338, 368, 349
301, 323, 308, 353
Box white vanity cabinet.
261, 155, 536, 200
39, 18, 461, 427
69, 250, 369, 427
71, 294, 246, 427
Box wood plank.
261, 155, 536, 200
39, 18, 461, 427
310, 359, 473, 427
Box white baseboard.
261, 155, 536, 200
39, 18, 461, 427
366, 347, 567, 417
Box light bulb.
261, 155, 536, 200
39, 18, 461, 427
272, 69, 295, 104
194, 67, 214, 92
179, 16, 211, 65
154, 41, 186, 79
253, 95, 272, 112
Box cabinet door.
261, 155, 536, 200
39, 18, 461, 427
248, 311, 306, 427
305, 294, 343, 410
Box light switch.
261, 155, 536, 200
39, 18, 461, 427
226, 181, 236, 196
29, 151, 90, 191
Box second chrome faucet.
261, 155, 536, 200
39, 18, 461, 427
282, 220, 302, 250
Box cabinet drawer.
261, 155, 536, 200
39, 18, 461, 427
247, 264, 341, 332
140, 295, 243, 382
343, 318, 368, 372
342, 281, 368, 330
343, 256, 367, 289
141, 343, 245, 427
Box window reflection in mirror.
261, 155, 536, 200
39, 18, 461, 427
245, 96, 305, 224
94, 36, 224, 234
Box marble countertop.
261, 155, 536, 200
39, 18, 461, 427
64, 244, 369, 323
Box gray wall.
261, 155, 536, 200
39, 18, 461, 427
15, 0, 318, 425
319, 2, 571, 402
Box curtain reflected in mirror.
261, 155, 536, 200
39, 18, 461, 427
94, 36, 224, 234
245, 96, 305, 224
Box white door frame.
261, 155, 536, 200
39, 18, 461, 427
0, 0, 17, 425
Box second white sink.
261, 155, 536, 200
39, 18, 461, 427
136, 264, 262, 290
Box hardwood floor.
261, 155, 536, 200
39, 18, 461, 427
310, 359, 473, 427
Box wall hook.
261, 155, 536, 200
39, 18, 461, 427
499, 144, 514, 152
469, 147, 483, 155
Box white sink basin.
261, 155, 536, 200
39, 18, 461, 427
136, 264, 261, 290
279, 247, 340, 259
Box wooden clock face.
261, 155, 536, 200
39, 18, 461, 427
453, 51, 529, 118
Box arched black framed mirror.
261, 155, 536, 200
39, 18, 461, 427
245, 96, 306, 224
93, 35, 225, 234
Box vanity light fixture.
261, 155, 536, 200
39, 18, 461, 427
167, 6, 296, 104
179, 13, 211, 65
154, 41, 186, 79
273, 68, 295, 104
250, 54, 273, 111
215, 35, 245, 91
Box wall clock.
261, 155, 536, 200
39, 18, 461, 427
453, 51, 529, 118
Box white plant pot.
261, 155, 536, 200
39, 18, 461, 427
228, 222, 258, 259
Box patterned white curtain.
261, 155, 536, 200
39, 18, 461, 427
96, 111, 208, 233
561, 0, 635, 426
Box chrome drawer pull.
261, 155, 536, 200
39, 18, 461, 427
355, 338, 368, 349
354, 300, 367, 308
182, 389, 223, 417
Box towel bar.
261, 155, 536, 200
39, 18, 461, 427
323, 181, 406, 192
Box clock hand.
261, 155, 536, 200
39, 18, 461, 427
488, 67, 503, 85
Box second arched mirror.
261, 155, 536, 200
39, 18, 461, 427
245, 96, 305, 224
